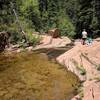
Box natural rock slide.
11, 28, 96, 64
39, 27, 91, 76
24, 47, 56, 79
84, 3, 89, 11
57, 38, 100, 100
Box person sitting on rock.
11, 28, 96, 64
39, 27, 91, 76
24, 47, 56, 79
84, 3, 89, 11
87, 28, 93, 45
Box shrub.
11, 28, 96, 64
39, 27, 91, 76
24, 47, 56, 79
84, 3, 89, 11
71, 59, 86, 75
79, 67, 86, 75
58, 16, 76, 38
94, 77, 100, 82
96, 64, 100, 71
27, 32, 42, 46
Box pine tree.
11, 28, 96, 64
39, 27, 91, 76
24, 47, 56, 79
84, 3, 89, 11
76, 0, 94, 34
95, 0, 100, 29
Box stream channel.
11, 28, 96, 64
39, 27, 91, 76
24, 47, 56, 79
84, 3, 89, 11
0, 45, 80, 100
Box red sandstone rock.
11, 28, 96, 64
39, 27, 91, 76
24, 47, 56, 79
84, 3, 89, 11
57, 39, 100, 100
48, 28, 60, 38
34, 35, 71, 50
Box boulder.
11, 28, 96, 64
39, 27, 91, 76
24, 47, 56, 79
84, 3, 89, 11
0, 31, 10, 51
48, 28, 60, 38
57, 39, 100, 100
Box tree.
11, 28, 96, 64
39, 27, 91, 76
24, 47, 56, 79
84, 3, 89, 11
94, 0, 100, 29
76, 0, 93, 33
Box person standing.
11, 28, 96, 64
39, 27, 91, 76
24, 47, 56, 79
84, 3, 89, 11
81, 29, 87, 45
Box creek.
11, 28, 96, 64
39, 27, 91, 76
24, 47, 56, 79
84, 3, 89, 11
0, 49, 79, 100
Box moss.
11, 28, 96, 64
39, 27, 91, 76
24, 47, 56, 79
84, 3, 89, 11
71, 59, 86, 75
74, 84, 84, 100
79, 65, 86, 75
94, 77, 100, 82
96, 64, 100, 71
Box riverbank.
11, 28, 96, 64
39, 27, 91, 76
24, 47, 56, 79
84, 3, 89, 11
5, 35, 72, 53
4, 35, 100, 100
57, 38, 100, 100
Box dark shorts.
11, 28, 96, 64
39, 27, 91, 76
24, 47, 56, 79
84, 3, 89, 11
82, 38, 86, 41
82, 38, 87, 45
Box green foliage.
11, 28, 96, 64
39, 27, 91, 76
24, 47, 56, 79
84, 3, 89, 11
94, 77, 100, 82
0, 23, 22, 44
76, 0, 93, 33
79, 66, 86, 75
43, 0, 76, 37
27, 32, 42, 46
66, 0, 78, 24
75, 0, 100, 38
72, 59, 86, 75
20, 0, 42, 31
96, 64, 100, 71
0, 0, 100, 41
58, 16, 76, 38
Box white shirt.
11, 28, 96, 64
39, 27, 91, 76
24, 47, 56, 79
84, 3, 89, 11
82, 31, 87, 38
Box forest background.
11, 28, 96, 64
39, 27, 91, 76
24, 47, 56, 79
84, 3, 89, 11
0, 0, 100, 43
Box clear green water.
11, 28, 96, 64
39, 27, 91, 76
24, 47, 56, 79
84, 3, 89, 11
0, 52, 79, 100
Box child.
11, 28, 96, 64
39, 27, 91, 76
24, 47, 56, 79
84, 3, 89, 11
87, 28, 93, 45
87, 37, 93, 45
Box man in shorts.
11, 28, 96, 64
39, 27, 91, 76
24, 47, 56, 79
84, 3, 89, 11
82, 29, 87, 45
